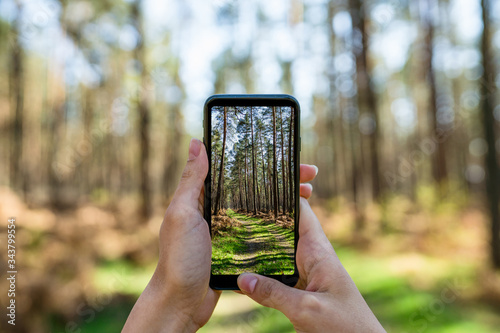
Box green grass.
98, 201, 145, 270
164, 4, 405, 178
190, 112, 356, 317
46, 244, 500, 333
93, 259, 156, 295
49, 298, 136, 333
46, 209, 500, 333
212, 209, 295, 275
200, 245, 500, 332
48, 260, 155, 332
227, 209, 261, 222
211, 223, 249, 274
336, 247, 500, 333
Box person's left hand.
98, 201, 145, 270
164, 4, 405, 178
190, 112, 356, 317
123, 138, 219, 332
123, 138, 317, 332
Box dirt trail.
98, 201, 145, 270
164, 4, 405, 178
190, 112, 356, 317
231, 212, 294, 271
267, 226, 294, 257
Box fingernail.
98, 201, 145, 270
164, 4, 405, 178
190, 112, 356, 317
307, 183, 313, 191
240, 273, 258, 294
312, 165, 318, 175
188, 138, 201, 161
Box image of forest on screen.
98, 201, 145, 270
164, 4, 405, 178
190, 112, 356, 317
210, 105, 296, 275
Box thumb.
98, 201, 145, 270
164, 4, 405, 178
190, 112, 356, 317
172, 138, 208, 207
237, 273, 302, 317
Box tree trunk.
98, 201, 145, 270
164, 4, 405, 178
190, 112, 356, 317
267, 146, 274, 213
48, 96, 67, 208
480, 0, 500, 269
163, 102, 183, 200
250, 107, 258, 214
349, 0, 382, 201
244, 147, 250, 212
238, 166, 243, 210
280, 107, 287, 213
259, 131, 268, 211
81, 86, 93, 195
212, 144, 219, 209
9, 5, 24, 194
288, 106, 294, 215
421, 0, 447, 185
214, 107, 227, 213
273, 106, 279, 218
132, 0, 151, 220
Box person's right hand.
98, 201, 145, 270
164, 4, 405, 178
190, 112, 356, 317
237, 171, 385, 332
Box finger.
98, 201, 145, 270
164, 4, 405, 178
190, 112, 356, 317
300, 164, 318, 183
171, 139, 209, 208
300, 183, 313, 198
296, 197, 339, 285
237, 273, 303, 318
298, 197, 331, 246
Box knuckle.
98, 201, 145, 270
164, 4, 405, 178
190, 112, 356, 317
261, 280, 275, 300
181, 164, 194, 181
259, 280, 289, 309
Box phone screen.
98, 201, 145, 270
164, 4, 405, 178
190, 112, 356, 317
207, 99, 298, 278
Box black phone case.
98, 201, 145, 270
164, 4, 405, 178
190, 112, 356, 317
203, 94, 301, 290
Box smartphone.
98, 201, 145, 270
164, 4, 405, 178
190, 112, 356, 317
203, 94, 300, 290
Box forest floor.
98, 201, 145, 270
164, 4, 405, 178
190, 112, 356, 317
211, 209, 294, 275
3, 186, 500, 332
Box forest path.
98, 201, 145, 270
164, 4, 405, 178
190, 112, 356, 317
225, 209, 294, 274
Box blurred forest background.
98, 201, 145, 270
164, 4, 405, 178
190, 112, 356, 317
1, 0, 500, 332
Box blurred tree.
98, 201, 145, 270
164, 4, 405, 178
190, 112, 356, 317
131, 0, 151, 220
9, 0, 25, 196
328, 3, 349, 200
480, 0, 500, 269
162, 59, 184, 200
421, 0, 448, 186
349, 0, 382, 201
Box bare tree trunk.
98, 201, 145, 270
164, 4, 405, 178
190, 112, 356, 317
162, 60, 184, 201
480, 0, 500, 269
349, 0, 382, 201
132, 0, 151, 220
349, 120, 364, 233
288, 106, 294, 215
250, 107, 258, 214
163, 102, 183, 200
238, 167, 243, 210
9, 4, 24, 195
421, 0, 447, 185
48, 101, 65, 207
214, 107, 227, 213
82, 86, 93, 195
280, 107, 287, 213
273, 106, 278, 218
267, 146, 273, 213
244, 147, 250, 212
327, 1, 339, 198
212, 146, 219, 208
259, 131, 268, 211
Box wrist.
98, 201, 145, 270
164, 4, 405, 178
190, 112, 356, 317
123, 273, 200, 333
145, 273, 201, 332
